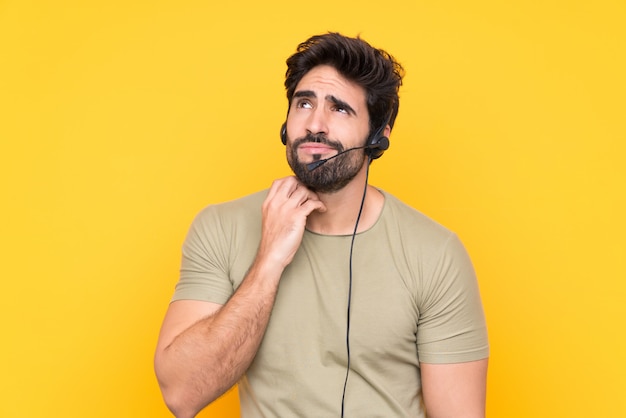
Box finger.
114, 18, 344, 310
265, 177, 298, 207
271, 177, 310, 206
299, 198, 327, 215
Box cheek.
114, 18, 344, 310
286, 113, 305, 137
337, 117, 369, 141
285, 143, 297, 165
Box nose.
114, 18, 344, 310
305, 107, 328, 137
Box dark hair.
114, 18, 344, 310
285, 32, 404, 136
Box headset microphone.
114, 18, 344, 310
306, 146, 366, 171
306, 137, 389, 171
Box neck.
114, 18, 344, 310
305, 168, 384, 236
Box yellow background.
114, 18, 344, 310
1, 1, 624, 417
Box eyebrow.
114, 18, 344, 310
292, 90, 357, 116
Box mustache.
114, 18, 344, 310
292, 133, 344, 152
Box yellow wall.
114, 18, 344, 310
1, 1, 624, 416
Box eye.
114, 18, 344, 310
295, 99, 313, 109
333, 105, 348, 114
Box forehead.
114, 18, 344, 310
294, 65, 367, 109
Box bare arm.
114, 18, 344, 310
154, 177, 326, 418
154, 263, 280, 418
421, 358, 489, 418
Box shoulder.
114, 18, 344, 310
198, 189, 267, 216
379, 190, 456, 247
183, 190, 268, 247
376, 190, 475, 283
193, 190, 267, 226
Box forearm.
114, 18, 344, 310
155, 260, 281, 417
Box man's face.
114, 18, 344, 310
285, 65, 370, 193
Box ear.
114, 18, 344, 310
383, 124, 391, 138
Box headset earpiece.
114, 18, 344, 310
364, 114, 392, 160
365, 135, 390, 159
280, 123, 287, 145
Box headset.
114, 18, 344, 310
280, 120, 390, 161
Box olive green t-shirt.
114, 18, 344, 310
173, 189, 489, 417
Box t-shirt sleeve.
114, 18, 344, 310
416, 233, 489, 364
171, 206, 234, 305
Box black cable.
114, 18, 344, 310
340, 156, 373, 418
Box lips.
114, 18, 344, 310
298, 143, 336, 154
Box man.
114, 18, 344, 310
155, 33, 489, 418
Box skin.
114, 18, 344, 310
285, 65, 386, 234
154, 64, 487, 417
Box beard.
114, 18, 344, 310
287, 132, 367, 194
